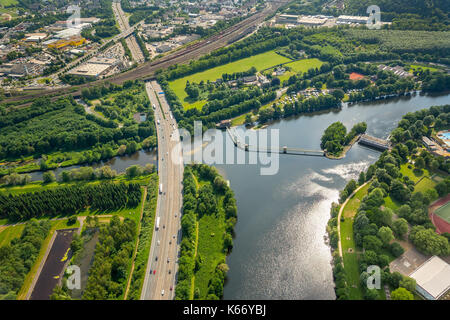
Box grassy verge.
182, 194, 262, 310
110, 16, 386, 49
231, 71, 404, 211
126, 173, 159, 300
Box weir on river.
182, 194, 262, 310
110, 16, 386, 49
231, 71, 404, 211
226, 127, 325, 157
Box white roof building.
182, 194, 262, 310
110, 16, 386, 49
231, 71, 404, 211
409, 256, 450, 300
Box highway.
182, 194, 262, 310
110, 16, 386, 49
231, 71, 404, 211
141, 81, 184, 300
112, 0, 145, 63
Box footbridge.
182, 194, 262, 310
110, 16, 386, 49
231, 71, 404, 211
226, 127, 325, 157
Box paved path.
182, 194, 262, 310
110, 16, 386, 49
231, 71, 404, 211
337, 181, 370, 265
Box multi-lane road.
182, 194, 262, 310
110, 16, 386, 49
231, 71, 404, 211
112, 0, 145, 63
141, 81, 184, 300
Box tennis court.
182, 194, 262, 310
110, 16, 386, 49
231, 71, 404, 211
434, 201, 450, 224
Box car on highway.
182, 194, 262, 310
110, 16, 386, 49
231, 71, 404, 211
153, 270, 156, 275
168, 270, 171, 274
170, 286, 173, 291
167, 258, 170, 263
173, 235, 176, 239
157, 240, 160, 246
161, 290, 165, 296
155, 256, 158, 261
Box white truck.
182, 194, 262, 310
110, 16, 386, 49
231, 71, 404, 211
159, 183, 163, 194
155, 216, 160, 230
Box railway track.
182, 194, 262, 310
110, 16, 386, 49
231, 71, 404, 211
3, 1, 286, 106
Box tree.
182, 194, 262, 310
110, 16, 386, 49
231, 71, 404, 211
363, 235, 383, 252
415, 157, 425, 170
126, 165, 143, 178
358, 171, 366, 185
390, 242, 405, 257
117, 145, 127, 156
378, 226, 394, 246
43, 171, 56, 183
409, 225, 450, 256
392, 218, 408, 239
399, 276, 416, 293
391, 287, 414, 300
244, 113, 253, 126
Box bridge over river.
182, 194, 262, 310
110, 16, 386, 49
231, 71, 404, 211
226, 127, 325, 157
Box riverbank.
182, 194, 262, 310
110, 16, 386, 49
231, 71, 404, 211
325, 135, 361, 160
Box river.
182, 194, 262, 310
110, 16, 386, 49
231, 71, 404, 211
215, 93, 450, 300
22, 92, 450, 299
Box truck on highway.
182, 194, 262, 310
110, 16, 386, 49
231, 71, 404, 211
156, 216, 160, 230
159, 183, 163, 194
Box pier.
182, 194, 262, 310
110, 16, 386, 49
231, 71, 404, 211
226, 127, 325, 157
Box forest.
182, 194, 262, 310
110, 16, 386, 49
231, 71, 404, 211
0, 219, 51, 300
0, 182, 142, 222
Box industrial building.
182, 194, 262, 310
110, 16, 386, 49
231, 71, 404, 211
409, 256, 450, 300
276, 14, 299, 25
336, 15, 369, 25
68, 57, 119, 78
297, 16, 328, 27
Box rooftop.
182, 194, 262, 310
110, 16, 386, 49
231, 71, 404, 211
410, 256, 450, 300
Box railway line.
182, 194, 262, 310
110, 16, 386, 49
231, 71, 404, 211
2, 1, 286, 106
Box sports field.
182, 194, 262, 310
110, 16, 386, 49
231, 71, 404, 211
169, 50, 291, 110
434, 201, 450, 223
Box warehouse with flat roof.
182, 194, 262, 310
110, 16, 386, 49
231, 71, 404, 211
409, 256, 450, 300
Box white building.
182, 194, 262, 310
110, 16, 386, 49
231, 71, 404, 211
336, 15, 369, 25
409, 256, 450, 300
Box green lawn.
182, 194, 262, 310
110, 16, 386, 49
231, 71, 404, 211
341, 183, 370, 300
169, 51, 291, 110
409, 64, 439, 73
399, 163, 430, 183
0, 0, 18, 5
284, 58, 324, 74
0, 224, 25, 247
414, 176, 437, 193
194, 210, 226, 299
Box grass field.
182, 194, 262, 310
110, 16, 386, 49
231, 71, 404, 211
169, 51, 291, 110
341, 183, 370, 300
434, 202, 450, 223
189, 172, 229, 299
284, 58, 324, 74
409, 64, 439, 73
399, 163, 430, 183
0, 0, 18, 5
414, 176, 437, 193
0, 224, 25, 247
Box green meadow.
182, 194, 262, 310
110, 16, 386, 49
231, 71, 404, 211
169, 51, 291, 110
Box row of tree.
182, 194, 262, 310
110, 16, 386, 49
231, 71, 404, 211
0, 182, 142, 221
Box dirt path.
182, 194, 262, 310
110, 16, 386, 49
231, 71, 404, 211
123, 186, 148, 299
